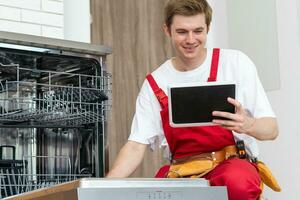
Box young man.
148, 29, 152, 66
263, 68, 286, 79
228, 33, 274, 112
107, 0, 279, 199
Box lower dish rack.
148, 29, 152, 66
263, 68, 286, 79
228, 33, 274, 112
0, 155, 92, 198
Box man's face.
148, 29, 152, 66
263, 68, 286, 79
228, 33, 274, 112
165, 13, 208, 62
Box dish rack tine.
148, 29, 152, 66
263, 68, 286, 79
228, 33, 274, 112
16, 170, 21, 193
11, 168, 18, 195
5, 169, 12, 197
0, 168, 5, 198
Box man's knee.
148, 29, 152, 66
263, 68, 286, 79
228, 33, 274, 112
221, 160, 262, 200
225, 175, 261, 200
208, 158, 262, 200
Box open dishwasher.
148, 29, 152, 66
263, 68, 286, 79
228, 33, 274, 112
0, 31, 112, 198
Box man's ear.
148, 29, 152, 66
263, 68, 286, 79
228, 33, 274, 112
163, 24, 171, 37
207, 25, 210, 33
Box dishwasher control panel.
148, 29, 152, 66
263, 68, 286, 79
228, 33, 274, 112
137, 191, 182, 200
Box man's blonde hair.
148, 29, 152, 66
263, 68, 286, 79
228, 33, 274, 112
164, 0, 212, 29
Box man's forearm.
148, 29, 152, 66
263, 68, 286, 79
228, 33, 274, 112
246, 117, 279, 141
106, 141, 147, 178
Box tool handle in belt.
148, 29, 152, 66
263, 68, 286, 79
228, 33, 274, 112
236, 140, 247, 159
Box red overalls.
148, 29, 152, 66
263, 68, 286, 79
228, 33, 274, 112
146, 49, 262, 200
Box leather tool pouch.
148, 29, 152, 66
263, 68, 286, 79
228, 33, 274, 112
167, 158, 216, 178
166, 145, 237, 178
256, 161, 281, 192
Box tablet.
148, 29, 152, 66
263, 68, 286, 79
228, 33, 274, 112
168, 82, 236, 127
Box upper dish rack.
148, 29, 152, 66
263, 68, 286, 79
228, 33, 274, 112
0, 62, 111, 127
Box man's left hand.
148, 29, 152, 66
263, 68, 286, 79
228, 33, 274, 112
212, 97, 255, 134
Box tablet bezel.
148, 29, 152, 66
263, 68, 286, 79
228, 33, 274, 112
167, 81, 236, 127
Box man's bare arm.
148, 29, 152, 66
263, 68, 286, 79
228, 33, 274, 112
244, 117, 278, 140
106, 141, 147, 178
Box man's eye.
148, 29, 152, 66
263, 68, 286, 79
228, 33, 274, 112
195, 30, 203, 34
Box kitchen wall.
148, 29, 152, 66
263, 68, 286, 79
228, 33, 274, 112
64, 0, 90, 43
0, 0, 90, 43
0, 0, 64, 38
260, 1, 300, 199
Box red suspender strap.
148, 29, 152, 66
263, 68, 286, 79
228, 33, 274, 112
207, 48, 220, 82
146, 74, 168, 108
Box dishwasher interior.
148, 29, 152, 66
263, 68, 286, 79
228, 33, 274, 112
0, 32, 112, 198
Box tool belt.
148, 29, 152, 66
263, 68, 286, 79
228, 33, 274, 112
166, 141, 281, 192
167, 145, 238, 178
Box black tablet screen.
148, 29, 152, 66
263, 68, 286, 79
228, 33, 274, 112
170, 84, 235, 124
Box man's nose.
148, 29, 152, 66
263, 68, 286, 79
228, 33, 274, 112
186, 32, 196, 43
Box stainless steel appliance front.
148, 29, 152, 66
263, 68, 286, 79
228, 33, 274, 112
5, 178, 228, 200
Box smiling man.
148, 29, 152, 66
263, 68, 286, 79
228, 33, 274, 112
106, 1, 279, 200
166, 13, 208, 71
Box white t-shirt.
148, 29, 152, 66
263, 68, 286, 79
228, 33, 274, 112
128, 49, 275, 158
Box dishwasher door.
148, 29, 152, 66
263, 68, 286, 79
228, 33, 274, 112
4, 178, 228, 200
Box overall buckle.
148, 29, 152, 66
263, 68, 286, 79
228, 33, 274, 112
236, 140, 247, 159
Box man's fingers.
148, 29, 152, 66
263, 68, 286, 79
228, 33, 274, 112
212, 119, 243, 127
212, 111, 242, 122
227, 97, 242, 110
